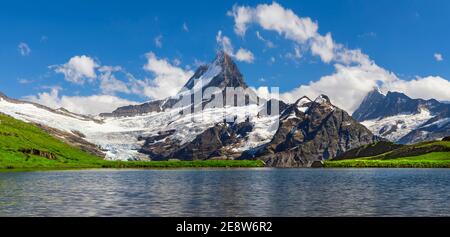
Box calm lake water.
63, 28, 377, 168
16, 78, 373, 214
0, 168, 449, 217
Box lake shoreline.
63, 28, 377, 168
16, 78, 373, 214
324, 160, 450, 168
0, 160, 266, 172
2, 160, 450, 172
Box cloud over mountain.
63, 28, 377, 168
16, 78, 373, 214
23, 87, 137, 115
141, 52, 194, 99
216, 31, 255, 63
24, 51, 196, 114
230, 2, 450, 112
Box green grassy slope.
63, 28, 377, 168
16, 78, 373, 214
325, 140, 450, 168
0, 113, 264, 170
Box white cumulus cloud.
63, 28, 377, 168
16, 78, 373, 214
23, 87, 138, 115
229, 2, 368, 65
229, 3, 318, 42
281, 62, 397, 112
235, 48, 255, 63
98, 66, 131, 95
382, 76, 450, 102
310, 33, 334, 63
140, 52, 194, 99
54, 55, 98, 84
232, 2, 450, 113
28, 52, 199, 114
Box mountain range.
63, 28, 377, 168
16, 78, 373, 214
0, 51, 448, 167
353, 89, 450, 144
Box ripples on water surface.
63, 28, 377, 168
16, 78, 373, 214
0, 168, 449, 216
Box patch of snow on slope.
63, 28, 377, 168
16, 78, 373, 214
314, 95, 328, 104
361, 109, 434, 141
285, 110, 298, 120
297, 106, 308, 113
297, 97, 311, 113
239, 115, 279, 151
192, 63, 222, 91
422, 118, 450, 129
177, 63, 222, 97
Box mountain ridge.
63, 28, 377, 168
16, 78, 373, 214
354, 89, 450, 144
0, 52, 399, 166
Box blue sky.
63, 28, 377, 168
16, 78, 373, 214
1, 0, 450, 114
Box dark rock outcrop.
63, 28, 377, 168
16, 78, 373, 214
19, 148, 57, 160
352, 89, 386, 121
139, 121, 254, 161
173, 122, 253, 160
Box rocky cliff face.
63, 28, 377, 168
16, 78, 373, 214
354, 89, 450, 144
352, 89, 387, 121
139, 121, 254, 161
137, 94, 380, 167
240, 95, 381, 167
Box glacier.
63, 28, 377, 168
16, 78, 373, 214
0, 97, 279, 161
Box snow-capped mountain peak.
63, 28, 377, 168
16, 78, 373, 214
178, 51, 248, 96
354, 90, 450, 144
102, 51, 255, 118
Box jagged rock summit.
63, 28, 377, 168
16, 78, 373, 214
240, 94, 381, 167
181, 51, 249, 92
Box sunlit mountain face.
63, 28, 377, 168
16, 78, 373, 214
0, 52, 381, 167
